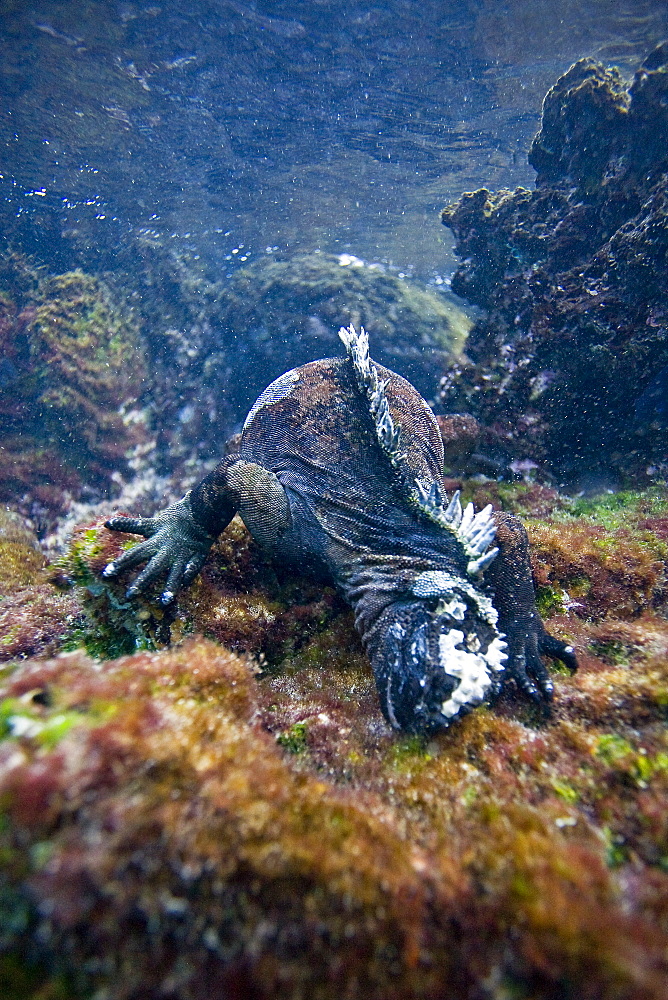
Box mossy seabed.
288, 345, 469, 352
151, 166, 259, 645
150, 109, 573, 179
0, 481, 666, 999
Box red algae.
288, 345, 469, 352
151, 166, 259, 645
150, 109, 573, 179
0, 641, 447, 999
0, 585, 83, 662
0, 510, 84, 662
528, 517, 667, 620
1, 471, 667, 998
1, 596, 667, 999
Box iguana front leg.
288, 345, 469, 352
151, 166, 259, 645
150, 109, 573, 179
104, 456, 291, 603
218, 459, 292, 548
103, 492, 219, 604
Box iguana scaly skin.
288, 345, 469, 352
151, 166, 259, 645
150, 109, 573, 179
105, 326, 576, 734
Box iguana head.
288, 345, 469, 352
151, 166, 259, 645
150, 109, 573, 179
370, 570, 507, 733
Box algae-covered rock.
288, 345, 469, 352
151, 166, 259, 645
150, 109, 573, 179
89, 247, 471, 478
0, 509, 83, 662
0, 259, 150, 515
25, 270, 148, 481
0, 640, 440, 1000
439, 45, 668, 484
214, 251, 471, 409
61, 513, 350, 667
0, 509, 46, 596
1, 247, 467, 494
1, 595, 667, 999
0, 484, 667, 997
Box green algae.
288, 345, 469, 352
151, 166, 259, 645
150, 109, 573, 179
595, 734, 668, 788
276, 720, 309, 754
525, 492, 667, 622
535, 584, 565, 619
58, 522, 158, 659
561, 489, 668, 528
0, 689, 116, 752
551, 779, 580, 804
588, 639, 634, 666
0, 697, 78, 748
59, 591, 155, 660
0, 511, 47, 597
0, 615, 667, 999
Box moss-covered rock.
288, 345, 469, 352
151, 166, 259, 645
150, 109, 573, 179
0, 509, 83, 663
0, 510, 47, 596
439, 45, 668, 485
60, 514, 348, 667
25, 270, 148, 481
214, 251, 471, 409
0, 609, 667, 999
2, 480, 668, 998
0, 258, 150, 515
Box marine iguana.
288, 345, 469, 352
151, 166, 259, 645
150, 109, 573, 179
104, 325, 576, 734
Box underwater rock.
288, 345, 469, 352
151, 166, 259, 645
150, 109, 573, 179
0, 584, 83, 663
2, 245, 469, 497
439, 45, 668, 484
213, 251, 471, 410
0, 258, 150, 518
1, 600, 668, 998
0, 509, 83, 661
115, 249, 471, 481
0, 485, 667, 997
25, 271, 148, 481
0, 509, 47, 595
436, 413, 482, 464
65, 245, 472, 480
62, 513, 350, 666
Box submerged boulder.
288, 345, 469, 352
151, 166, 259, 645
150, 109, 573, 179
0, 257, 150, 517
0, 508, 83, 661
91, 248, 471, 480
213, 251, 471, 411
439, 44, 668, 485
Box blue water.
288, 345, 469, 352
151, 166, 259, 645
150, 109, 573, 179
2, 0, 667, 281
